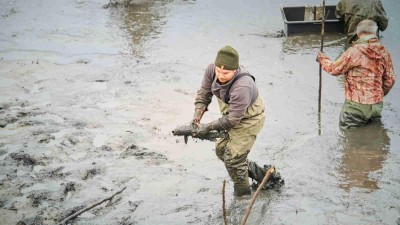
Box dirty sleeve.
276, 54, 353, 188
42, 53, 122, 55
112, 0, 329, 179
335, 0, 388, 31
335, 0, 345, 21
194, 64, 215, 111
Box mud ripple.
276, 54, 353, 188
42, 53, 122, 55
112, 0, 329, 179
36, 166, 71, 181
120, 144, 169, 166
16, 216, 44, 225
0, 102, 44, 128
117, 216, 137, 225
27, 190, 51, 207
60, 136, 79, 147
81, 167, 102, 180
62, 182, 77, 196
9, 151, 39, 166
0, 149, 7, 156
0, 115, 18, 128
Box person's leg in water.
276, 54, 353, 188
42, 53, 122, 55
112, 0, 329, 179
216, 136, 251, 196
225, 148, 252, 196
216, 132, 284, 195
339, 100, 383, 130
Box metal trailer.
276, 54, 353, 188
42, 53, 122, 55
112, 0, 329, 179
281, 5, 344, 36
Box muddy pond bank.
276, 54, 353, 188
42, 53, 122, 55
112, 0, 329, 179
1, 0, 400, 225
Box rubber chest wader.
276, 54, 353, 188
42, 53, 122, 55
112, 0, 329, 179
215, 94, 265, 196
339, 99, 383, 129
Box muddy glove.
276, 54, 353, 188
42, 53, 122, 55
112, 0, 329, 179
194, 120, 224, 137
191, 108, 205, 127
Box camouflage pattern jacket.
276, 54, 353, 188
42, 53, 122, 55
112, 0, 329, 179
336, 0, 388, 46
318, 35, 396, 105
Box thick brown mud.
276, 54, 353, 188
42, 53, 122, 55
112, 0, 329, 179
1, 0, 400, 225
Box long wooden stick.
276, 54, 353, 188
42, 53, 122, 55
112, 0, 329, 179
240, 166, 275, 225
57, 186, 127, 225
318, 0, 326, 136
222, 180, 228, 225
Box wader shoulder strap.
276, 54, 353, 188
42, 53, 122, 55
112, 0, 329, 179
223, 73, 255, 104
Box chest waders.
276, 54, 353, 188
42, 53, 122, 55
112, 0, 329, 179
215, 89, 266, 196
339, 99, 383, 129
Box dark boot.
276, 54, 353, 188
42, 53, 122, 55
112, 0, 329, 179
248, 160, 267, 183
262, 165, 284, 189
248, 161, 284, 189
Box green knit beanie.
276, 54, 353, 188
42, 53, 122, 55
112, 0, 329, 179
215, 45, 239, 70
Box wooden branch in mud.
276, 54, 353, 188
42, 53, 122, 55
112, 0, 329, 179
57, 186, 127, 225
222, 179, 228, 225
240, 166, 275, 225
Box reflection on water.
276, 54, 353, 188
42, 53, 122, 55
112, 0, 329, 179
339, 121, 390, 192
282, 33, 345, 54
107, 0, 173, 58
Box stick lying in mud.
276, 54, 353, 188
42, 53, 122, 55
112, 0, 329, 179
222, 180, 228, 225
57, 186, 127, 225
240, 166, 275, 225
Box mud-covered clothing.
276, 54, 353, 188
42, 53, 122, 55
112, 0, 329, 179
215, 94, 265, 158
339, 99, 383, 129
194, 64, 259, 130
318, 36, 395, 105
215, 94, 265, 194
194, 63, 266, 195
335, 0, 388, 47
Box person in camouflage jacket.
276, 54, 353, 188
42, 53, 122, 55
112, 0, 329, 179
336, 0, 388, 48
317, 20, 395, 129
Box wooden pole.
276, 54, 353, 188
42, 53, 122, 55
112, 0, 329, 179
318, 0, 326, 135
240, 166, 275, 225
222, 180, 228, 225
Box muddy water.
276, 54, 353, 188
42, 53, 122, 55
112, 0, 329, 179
0, 0, 399, 225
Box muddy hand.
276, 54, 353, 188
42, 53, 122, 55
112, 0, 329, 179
193, 123, 210, 137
